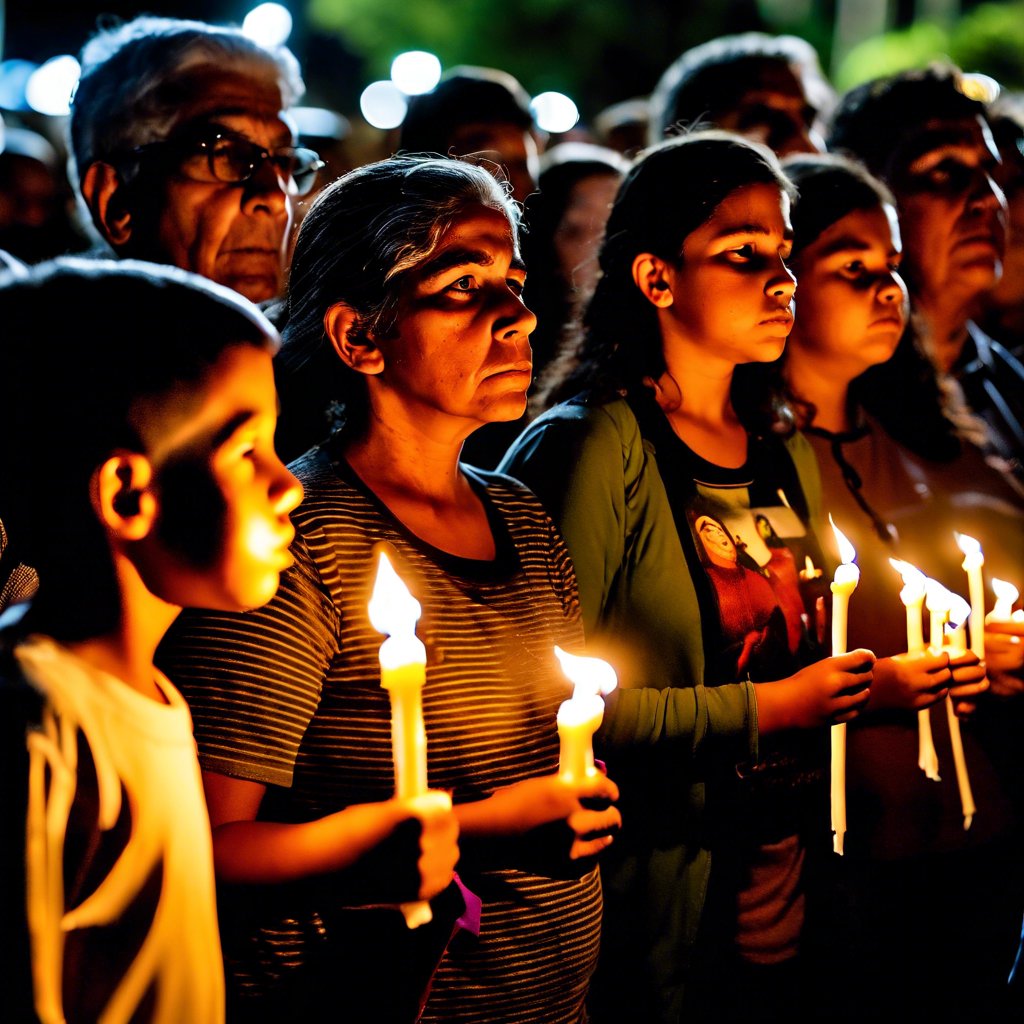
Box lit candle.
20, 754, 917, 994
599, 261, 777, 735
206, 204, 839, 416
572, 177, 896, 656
889, 558, 939, 781
553, 646, 618, 783
368, 549, 442, 928
799, 555, 823, 581
987, 578, 1023, 623
955, 533, 986, 660
829, 516, 860, 856
942, 592, 976, 831
925, 578, 951, 655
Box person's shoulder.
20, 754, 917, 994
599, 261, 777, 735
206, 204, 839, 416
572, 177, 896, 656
512, 392, 641, 457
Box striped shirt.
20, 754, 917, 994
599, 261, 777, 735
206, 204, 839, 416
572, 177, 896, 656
160, 447, 601, 1023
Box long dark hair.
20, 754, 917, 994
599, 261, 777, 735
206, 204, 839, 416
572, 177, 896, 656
274, 155, 521, 461
779, 153, 960, 461
540, 131, 797, 435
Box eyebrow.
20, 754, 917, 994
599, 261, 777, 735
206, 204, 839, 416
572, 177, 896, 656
418, 246, 527, 281
211, 409, 259, 449
713, 223, 794, 242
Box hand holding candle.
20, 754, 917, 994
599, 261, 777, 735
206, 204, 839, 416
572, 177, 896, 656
553, 646, 617, 783
829, 516, 860, 856
890, 558, 940, 781
368, 549, 444, 928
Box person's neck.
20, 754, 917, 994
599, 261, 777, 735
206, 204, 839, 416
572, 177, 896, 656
343, 399, 469, 504
63, 557, 180, 703
655, 331, 746, 466
783, 347, 855, 433
913, 290, 974, 374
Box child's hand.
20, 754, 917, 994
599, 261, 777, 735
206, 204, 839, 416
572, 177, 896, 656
868, 651, 951, 711
983, 620, 1024, 698
398, 791, 460, 901
947, 650, 989, 718
755, 649, 874, 732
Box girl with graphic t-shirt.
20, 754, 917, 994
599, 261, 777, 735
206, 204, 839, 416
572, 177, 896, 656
500, 132, 873, 1023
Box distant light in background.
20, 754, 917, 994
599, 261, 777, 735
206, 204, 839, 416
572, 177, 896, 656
25, 55, 80, 116
531, 91, 580, 134
0, 60, 38, 111
390, 51, 442, 96
242, 3, 294, 48
291, 106, 350, 140
360, 81, 408, 130
958, 72, 1000, 104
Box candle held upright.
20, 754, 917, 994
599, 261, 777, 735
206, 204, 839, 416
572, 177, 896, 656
943, 592, 977, 831
889, 558, 940, 781
553, 647, 617, 783
955, 533, 986, 660
829, 516, 860, 856
368, 549, 438, 927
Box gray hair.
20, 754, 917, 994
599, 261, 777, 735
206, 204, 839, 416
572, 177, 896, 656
69, 16, 304, 184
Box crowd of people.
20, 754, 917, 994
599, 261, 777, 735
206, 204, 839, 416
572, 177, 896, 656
1, 13, 1023, 1024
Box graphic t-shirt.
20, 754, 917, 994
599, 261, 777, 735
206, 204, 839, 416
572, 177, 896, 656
629, 394, 828, 965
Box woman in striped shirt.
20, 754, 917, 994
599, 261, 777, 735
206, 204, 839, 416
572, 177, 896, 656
159, 155, 620, 1023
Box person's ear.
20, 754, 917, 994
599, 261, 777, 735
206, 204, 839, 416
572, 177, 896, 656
93, 452, 157, 542
631, 253, 674, 308
80, 161, 135, 248
324, 301, 385, 376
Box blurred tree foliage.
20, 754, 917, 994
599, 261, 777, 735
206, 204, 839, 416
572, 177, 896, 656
836, 1, 1024, 91
306, 0, 769, 118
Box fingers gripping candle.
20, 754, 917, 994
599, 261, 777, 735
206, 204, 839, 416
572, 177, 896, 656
889, 558, 940, 781
553, 647, 617, 783
830, 516, 860, 856
368, 549, 441, 928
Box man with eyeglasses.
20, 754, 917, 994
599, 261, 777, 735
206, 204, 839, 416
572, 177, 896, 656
70, 16, 321, 304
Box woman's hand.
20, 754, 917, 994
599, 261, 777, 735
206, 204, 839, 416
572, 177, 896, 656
754, 649, 874, 732
983, 620, 1024, 698
868, 651, 952, 711
946, 650, 989, 718
398, 791, 461, 900
455, 772, 621, 859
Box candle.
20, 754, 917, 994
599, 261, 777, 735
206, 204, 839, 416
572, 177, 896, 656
929, 585, 974, 831
799, 555, 823, 581
829, 516, 860, 856
553, 646, 617, 783
889, 558, 940, 781
955, 533, 986, 659
987, 578, 1023, 623
368, 549, 441, 928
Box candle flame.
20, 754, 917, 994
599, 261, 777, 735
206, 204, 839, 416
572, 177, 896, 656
992, 577, 1020, 606
368, 550, 422, 637
924, 577, 952, 613
553, 645, 618, 699
945, 592, 971, 630
954, 532, 981, 557
829, 514, 856, 565
889, 557, 926, 603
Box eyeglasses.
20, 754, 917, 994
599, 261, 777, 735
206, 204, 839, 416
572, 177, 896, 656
129, 129, 325, 196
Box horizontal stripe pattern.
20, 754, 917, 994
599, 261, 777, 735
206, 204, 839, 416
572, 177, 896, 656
160, 451, 598, 1022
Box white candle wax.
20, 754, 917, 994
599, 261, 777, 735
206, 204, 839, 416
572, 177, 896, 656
829, 517, 859, 857
956, 533, 986, 660
553, 646, 617, 784
368, 550, 433, 927
890, 558, 939, 781
987, 578, 1020, 623
939, 590, 976, 831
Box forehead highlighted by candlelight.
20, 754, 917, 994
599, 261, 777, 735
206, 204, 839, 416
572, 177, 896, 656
553, 646, 618, 695
368, 548, 422, 634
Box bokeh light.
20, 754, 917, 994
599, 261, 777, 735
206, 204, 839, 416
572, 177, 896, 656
242, 4, 294, 48
390, 51, 442, 95
360, 80, 408, 130
530, 91, 580, 134
25, 55, 80, 116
